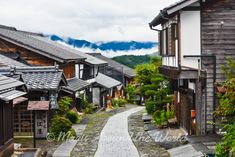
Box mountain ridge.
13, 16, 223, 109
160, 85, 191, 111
47, 34, 158, 52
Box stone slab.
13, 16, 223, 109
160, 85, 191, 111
53, 140, 78, 157
142, 114, 152, 122
168, 144, 204, 157
72, 124, 86, 137
144, 123, 156, 131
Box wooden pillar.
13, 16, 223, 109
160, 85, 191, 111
195, 79, 202, 136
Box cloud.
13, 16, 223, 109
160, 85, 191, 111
76, 47, 158, 58
57, 40, 158, 58
0, 0, 179, 42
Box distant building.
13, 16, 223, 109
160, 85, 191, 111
0, 25, 123, 107
88, 53, 135, 86
149, 0, 235, 135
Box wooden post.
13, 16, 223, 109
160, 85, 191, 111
195, 79, 202, 136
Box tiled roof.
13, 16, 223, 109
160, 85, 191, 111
0, 75, 25, 91
149, 0, 198, 27
63, 77, 90, 93
0, 75, 26, 101
0, 54, 27, 67
95, 73, 121, 89
0, 66, 67, 91
88, 53, 135, 78
0, 27, 85, 63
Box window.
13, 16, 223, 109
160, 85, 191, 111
159, 23, 178, 56
170, 24, 178, 56
165, 28, 169, 55
159, 28, 168, 56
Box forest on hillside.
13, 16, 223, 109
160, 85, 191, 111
112, 55, 152, 68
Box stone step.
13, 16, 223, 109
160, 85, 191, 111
144, 123, 156, 131
53, 140, 78, 157
142, 113, 152, 122
168, 144, 204, 157
72, 124, 87, 137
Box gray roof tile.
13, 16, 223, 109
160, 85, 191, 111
0, 66, 66, 91
63, 77, 90, 93
88, 53, 135, 78
0, 75, 25, 92
0, 54, 27, 67
95, 73, 121, 89
0, 27, 85, 62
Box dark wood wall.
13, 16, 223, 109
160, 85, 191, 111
61, 62, 75, 79
0, 101, 14, 157
0, 39, 54, 66
201, 0, 235, 133
0, 39, 76, 79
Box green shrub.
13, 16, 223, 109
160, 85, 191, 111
215, 123, 235, 157
153, 110, 170, 128
116, 98, 127, 107
160, 110, 167, 123
112, 99, 118, 107
83, 104, 94, 114
146, 100, 156, 114
49, 116, 72, 138
125, 84, 136, 101
67, 111, 80, 124
166, 110, 171, 120
57, 96, 73, 116
82, 98, 94, 114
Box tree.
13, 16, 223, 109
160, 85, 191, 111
134, 57, 172, 114
215, 58, 235, 157
124, 84, 136, 102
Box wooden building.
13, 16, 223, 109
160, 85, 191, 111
88, 53, 135, 87
0, 25, 124, 107
92, 73, 121, 107
149, 0, 235, 135
0, 25, 85, 79
0, 25, 93, 105
88, 53, 135, 100
0, 66, 67, 138
0, 75, 27, 157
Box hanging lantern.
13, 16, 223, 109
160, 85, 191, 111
191, 110, 196, 118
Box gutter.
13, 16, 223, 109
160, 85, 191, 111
149, 10, 169, 31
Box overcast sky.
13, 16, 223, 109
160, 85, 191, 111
0, 0, 178, 42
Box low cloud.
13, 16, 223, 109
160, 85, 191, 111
57, 41, 158, 58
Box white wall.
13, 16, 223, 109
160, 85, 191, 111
92, 88, 100, 105
94, 65, 99, 76
180, 11, 201, 69
162, 56, 178, 67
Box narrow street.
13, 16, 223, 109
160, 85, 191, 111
94, 106, 144, 157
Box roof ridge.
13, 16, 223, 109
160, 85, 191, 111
0, 24, 17, 31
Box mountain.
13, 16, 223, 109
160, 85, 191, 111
47, 35, 158, 52
112, 55, 152, 68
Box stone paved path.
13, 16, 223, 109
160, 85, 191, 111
94, 106, 144, 157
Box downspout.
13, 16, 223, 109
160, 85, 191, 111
149, 10, 169, 32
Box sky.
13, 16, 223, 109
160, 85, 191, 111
0, 0, 178, 42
